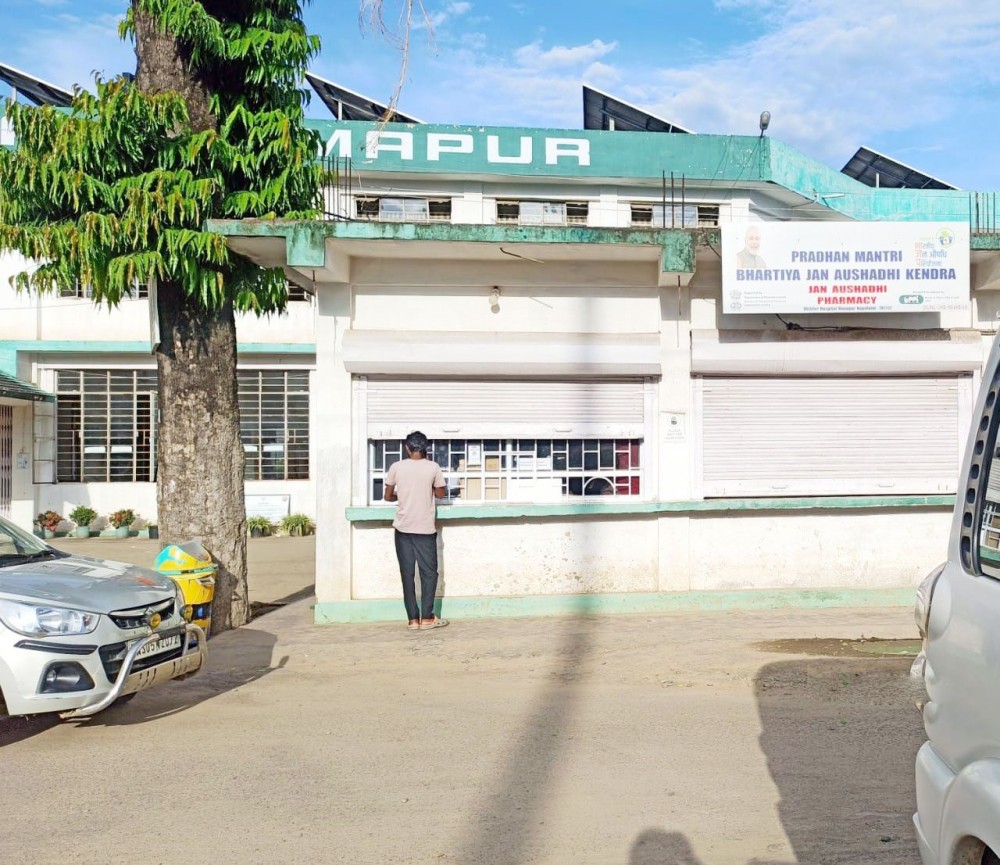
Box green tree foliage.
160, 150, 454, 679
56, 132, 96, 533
0, 1, 323, 312
0, 1, 324, 632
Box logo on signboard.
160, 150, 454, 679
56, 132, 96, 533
938, 229, 955, 247
899, 294, 924, 305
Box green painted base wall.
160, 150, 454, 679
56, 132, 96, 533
314, 586, 917, 624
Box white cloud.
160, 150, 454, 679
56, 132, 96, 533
620, 0, 1000, 173
514, 39, 618, 69
8, 13, 131, 91
419, 0, 472, 31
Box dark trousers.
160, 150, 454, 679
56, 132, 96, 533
394, 530, 439, 621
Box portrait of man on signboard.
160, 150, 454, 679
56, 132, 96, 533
736, 224, 767, 269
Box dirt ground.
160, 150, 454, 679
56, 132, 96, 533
0, 551, 927, 865
48, 533, 316, 607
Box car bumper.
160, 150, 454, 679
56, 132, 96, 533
914, 740, 956, 865
0, 623, 206, 718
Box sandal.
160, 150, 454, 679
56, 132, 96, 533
407, 619, 420, 630
419, 617, 449, 630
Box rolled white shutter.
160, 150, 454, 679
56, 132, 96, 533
699, 376, 969, 497
365, 378, 648, 439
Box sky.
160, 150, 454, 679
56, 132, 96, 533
2, 0, 1000, 190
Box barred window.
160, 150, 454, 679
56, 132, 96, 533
496, 200, 589, 226
630, 203, 719, 228
369, 438, 641, 503
56, 370, 158, 482
285, 280, 312, 302
59, 279, 149, 299
355, 196, 451, 222
239, 370, 310, 480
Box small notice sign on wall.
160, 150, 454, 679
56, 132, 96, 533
246, 494, 291, 522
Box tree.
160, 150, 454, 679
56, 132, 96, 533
0, 1, 323, 632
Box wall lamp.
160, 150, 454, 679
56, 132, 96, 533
489, 286, 501, 312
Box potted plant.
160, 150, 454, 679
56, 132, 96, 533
246, 516, 273, 538
34, 510, 63, 539
279, 513, 314, 537
69, 505, 98, 538
108, 508, 136, 538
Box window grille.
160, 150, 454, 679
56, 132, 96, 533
496, 200, 589, 226
285, 280, 312, 302
369, 438, 641, 504
630, 203, 719, 228
55, 370, 158, 483
58, 280, 149, 299
355, 196, 452, 222
239, 370, 310, 481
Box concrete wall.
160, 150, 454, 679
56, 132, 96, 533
0, 252, 317, 345
344, 506, 951, 603
351, 518, 660, 598
34, 478, 316, 533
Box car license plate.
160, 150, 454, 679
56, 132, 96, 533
130, 634, 181, 659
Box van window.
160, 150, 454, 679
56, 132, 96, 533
964, 371, 1000, 576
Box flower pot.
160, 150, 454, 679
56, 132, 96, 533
249, 527, 265, 538
114, 526, 130, 538
43, 528, 55, 539
75, 526, 92, 538
147, 526, 159, 540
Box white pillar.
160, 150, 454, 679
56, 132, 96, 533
314, 283, 353, 603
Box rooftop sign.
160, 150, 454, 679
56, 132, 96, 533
313, 120, 761, 180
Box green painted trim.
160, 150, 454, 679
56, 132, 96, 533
209, 218, 696, 270
1, 340, 152, 354
346, 494, 955, 523
313, 586, 918, 623
238, 343, 315, 354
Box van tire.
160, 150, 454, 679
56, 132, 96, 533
983, 848, 1000, 865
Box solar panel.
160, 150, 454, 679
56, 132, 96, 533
0, 62, 73, 107
582, 85, 692, 134
305, 73, 421, 124
841, 146, 956, 190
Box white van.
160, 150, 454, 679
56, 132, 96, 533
914, 335, 1000, 865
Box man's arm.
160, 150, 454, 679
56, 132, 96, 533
384, 484, 397, 502
434, 484, 446, 499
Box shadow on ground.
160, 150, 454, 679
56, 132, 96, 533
0, 622, 286, 739
454, 601, 600, 865
624, 655, 926, 865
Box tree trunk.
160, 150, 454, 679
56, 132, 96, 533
133, 5, 250, 633
156, 280, 249, 632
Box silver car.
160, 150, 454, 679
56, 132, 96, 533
0, 515, 205, 719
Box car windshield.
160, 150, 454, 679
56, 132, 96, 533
0, 515, 64, 563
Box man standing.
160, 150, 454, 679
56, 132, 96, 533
384, 430, 449, 630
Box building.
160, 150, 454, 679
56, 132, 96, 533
4, 68, 1000, 620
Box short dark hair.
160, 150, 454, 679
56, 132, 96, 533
404, 430, 429, 455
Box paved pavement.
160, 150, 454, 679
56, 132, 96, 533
0, 570, 927, 865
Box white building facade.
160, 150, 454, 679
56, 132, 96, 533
5, 115, 1000, 620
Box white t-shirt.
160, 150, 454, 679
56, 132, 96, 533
385, 458, 445, 534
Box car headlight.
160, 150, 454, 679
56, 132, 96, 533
0, 599, 100, 637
